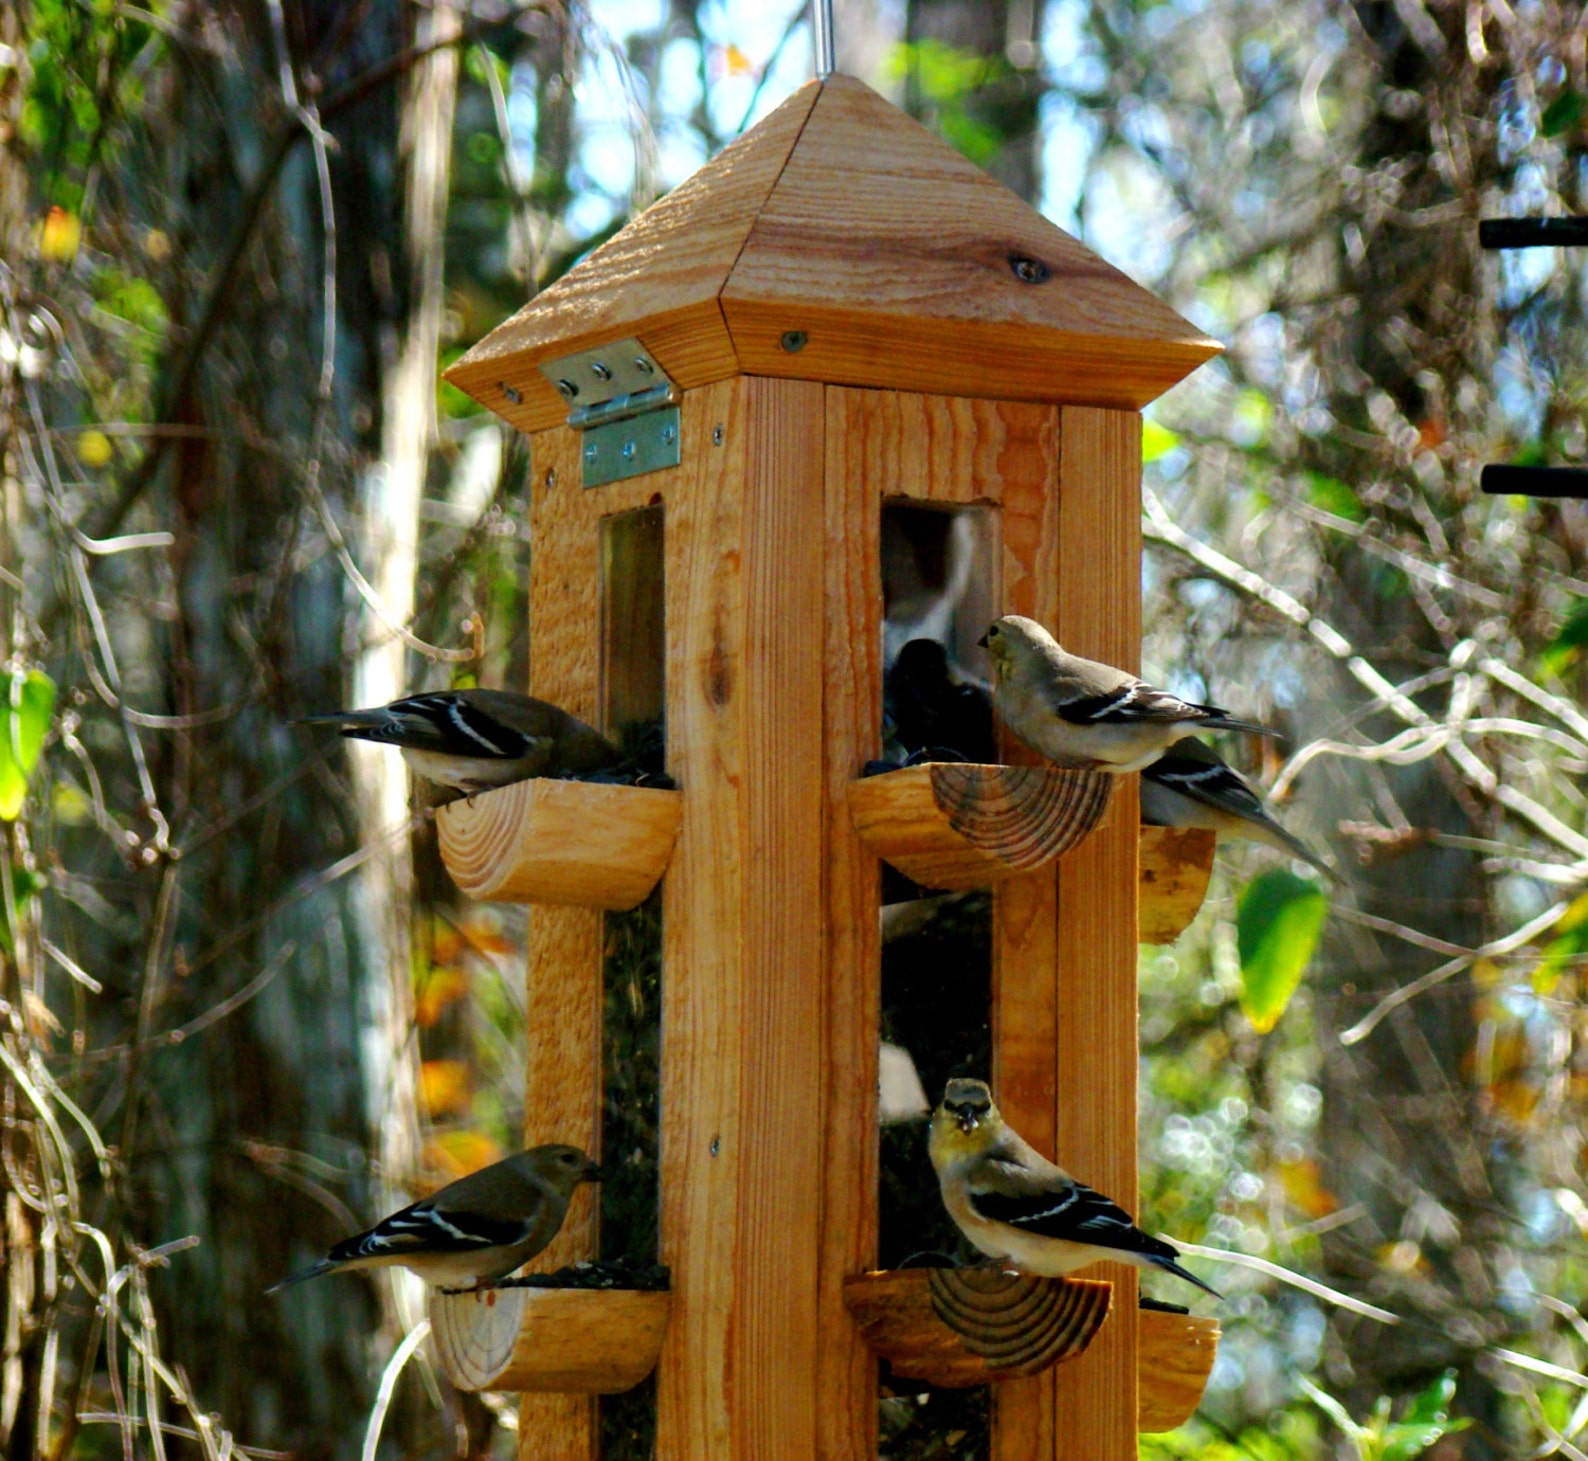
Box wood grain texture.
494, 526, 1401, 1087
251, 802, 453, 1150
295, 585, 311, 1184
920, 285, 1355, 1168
842, 1270, 1111, 1387
436, 779, 681, 908
733, 375, 827, 1454
656, 379, 747, 1459
1139, 826, 1217, 944
847, 763, 1113, 889
654, 377, 829, 1459
1138, 1311, 1220, 1432
1049, 405, 1144, 1460
431, 1287, 671, 1393
519, 424, 606, 1461
445, 84, 819, 432
723, 75, 1216, 410
448, 75, 1218, 434
819, 389, 883, 1460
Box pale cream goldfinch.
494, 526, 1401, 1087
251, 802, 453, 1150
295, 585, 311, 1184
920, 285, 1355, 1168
297, 689, 620, 793
268, 1144, 602, 1293
979, 615, 1278, 773
1141, 739, 1342, 885
929, 1079, 1220, 1300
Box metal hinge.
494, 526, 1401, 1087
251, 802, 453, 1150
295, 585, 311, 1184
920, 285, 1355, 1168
539, 339, 680, 488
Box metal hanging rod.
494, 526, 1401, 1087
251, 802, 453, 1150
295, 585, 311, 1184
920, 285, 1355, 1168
812, 0, 835, 79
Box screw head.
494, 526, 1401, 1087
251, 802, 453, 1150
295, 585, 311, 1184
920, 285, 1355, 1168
621, 440, 637, 460
590, 361, 613, 381
633, 356, 654, 375
556, 378, 579, 399
662, 424, 677, 444
712, 425, 725, 446
544, 468, 556, 489
780, 329, 808, 353
584, 442, 598, 462
1009, 254, 1049, 284
501, 382, 523, 404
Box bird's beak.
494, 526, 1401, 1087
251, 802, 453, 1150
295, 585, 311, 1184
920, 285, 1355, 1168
583, 1161, 605, 1183
976, 632, 989, 648
956, 1113, 980, 1134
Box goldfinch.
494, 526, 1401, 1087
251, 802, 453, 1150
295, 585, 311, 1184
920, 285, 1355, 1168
1141, 739, 1342, 884
929, 1079, 1219, 1300
297, 689, 620, 793
268, 1144, 601, 1292
979, 615, 1278, 773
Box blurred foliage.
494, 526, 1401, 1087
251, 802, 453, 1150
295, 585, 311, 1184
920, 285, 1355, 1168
1237, 869, 1330, 1034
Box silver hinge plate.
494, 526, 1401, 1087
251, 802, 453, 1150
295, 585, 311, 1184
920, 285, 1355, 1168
540, 340, 681, 488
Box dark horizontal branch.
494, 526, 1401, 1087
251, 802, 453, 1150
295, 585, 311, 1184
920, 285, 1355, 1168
1480, 465, 1588, 499
1478, 217, 1588, 250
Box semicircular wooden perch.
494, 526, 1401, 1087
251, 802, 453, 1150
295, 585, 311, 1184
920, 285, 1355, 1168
842, 1267, 1111, 1386
430, 1285, 672, 1393
436, 778, 682, 910
847, 763, 1113, 890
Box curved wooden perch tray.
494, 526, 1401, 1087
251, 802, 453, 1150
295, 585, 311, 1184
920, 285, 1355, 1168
429, 1285, 671, 1393
1138, 1309, 1220, 1432
436, 779, 682, 910
1138, 825, 1217, 944
843, 1268, 1112, 1386
847, 764, 1113, 890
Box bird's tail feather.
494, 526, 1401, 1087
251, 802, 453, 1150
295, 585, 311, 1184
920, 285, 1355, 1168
291, 711, 388, 730
1263, 821, 1345, 887
1207, 715, 1283, 741
1148, 1253, 1223, 1300
265, 1259, 336, 1294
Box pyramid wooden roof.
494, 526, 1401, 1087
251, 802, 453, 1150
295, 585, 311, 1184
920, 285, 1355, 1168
446, 74, 1220, 433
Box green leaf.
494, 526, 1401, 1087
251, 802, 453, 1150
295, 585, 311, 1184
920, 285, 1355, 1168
1143, 419, 1181, 463
1541, 596, 1588, 676
1306, 472, 1365, 523
1237, 870, 1328, 1034
1542, 89, 1586, 138
0, 670, 56, 820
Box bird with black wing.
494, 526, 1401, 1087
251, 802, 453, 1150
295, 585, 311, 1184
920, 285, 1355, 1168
268, 1143, 602, 1293
980, 615, 1278, 773
1142, 738, 1341, 884
929, 1078, 1219, 1300
296, 688, 620, 794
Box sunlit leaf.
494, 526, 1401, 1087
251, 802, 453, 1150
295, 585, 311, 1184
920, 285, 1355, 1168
1306, 472, 1364, 523
1143, 419, 1180, 463
0, 670, 56, 820
1541, 596, 1588, 676
77, 428, 112, 468
1542, 89, 1585, 138
38, 205, 80, 261
1277, 1157, 1338, 1219
1237, 869, 1328, 1033
414, 965, 469, 1027
419, 1059, 473, 1117
425, 1129, 506, 1182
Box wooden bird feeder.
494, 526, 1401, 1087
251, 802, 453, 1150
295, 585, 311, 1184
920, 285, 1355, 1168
443, 73, 1222, 1460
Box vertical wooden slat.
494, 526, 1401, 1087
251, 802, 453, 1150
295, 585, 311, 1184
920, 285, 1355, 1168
659, 379, 747, 1459
734, 375, 827, 1454
1049, 405, 1143, 1460
520, 424, 605, 1461
657, 377, 827, 1459
818, 388, 884, 1459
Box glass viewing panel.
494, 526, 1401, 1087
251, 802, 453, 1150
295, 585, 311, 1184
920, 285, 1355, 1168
877, 501, 997, 1460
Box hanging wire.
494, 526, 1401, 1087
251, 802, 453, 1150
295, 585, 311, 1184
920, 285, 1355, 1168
811, 0, 835, 78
